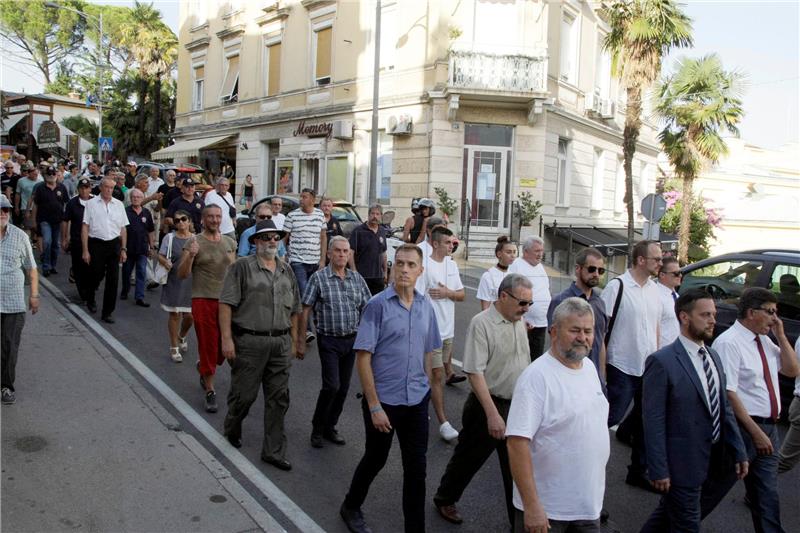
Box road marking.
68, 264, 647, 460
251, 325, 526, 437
41, 278, 324, 533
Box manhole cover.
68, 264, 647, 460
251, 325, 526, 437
15, 436, 48, 453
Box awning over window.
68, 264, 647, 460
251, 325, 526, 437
150, 135, 234, 160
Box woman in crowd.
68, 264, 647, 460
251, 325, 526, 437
243, 174, 254, 211
157, 209, 195, 362
476, 235, 517, 310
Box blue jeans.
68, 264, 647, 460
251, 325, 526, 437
607, 365, 647, 476
39, 221, 61, 272
290, 262, 318, 332
121, 253, 148, 301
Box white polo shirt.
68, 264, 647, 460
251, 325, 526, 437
508, 257, 551, 328
713, 320, 783, 418
204, 190, 236, 234
657, 282, 681, 348
600, 270, 662, 377
82, 195, 128, 241
476, 266, 508, 304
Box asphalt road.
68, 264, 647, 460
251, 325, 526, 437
41, 266, 799, 533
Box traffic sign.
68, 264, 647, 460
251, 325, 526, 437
98, 137, 113, 153
641, 193, 667, 222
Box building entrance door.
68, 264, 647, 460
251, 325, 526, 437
462, 124, 514, 229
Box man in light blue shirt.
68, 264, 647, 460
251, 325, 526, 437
341, 243, 441, 533
237, 204, 285, 258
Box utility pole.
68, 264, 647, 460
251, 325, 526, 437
97, 11, 104, 161
367, 0, 381, 206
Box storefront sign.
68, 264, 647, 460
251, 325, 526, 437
292, 120, 333, 139
37, 120, 60, 144
519, 178, 537, 187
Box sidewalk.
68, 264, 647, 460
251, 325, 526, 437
1, 292, 277, 532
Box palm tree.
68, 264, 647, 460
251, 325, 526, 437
655, 54, 744, 264
602, 0, 693, 260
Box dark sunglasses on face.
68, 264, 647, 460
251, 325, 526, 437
663, 271, 682, 278
585, 266, 606, 275
174, 216, 189, 223
503, 291, 533, 307
756, 307, 777, 316
256, 214, 272, 220
256, 234, 282, 242
1, 207, 11, 213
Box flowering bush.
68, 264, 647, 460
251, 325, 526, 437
659, 182, 723, 262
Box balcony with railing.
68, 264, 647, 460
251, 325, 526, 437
447, 50, 548, 96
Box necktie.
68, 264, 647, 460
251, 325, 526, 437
755, 336, 779, 420
699, 346, 721, 442
672, 291, 678, 301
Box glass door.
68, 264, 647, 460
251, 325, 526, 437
465, 148, 508, 228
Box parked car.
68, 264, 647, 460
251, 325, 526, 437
679, 249, 800, 419
235, 195, 363, 238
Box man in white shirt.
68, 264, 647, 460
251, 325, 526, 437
506, 297, 609, 533
600, 239, 664, 491
656, 257, 682, 348
778, 336, 800, 473
416, 215, 445, 259
270, 196, 286, 230
415, 227, 465, 442
508, 236, 551, 362
204, 177, 236, 239
81, 177, 129, 323
712, 288, 799, 533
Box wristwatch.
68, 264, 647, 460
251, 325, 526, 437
120, 247, 127, 251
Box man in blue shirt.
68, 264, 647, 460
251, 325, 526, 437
237, 203, 285, 258
340, 243, 442, 533
546, 247, 609, 386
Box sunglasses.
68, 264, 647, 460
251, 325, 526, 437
1, 207, 11, 214
256, 234, 282, 242
662, 270, 682, 278
756, 307, 777, 316
584, 266, 606, 275
256, 215, 272, 220
502, 291, 533, 307
174, 216, 189, 223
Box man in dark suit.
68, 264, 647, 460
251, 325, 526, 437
641, 288, 749, 532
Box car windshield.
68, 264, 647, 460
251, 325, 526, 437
332, 206, 359, 222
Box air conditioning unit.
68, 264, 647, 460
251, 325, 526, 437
600, 98, 615, 118
586, 92, 600, 115
332, 120, 353, 140
387, 114, 413, 135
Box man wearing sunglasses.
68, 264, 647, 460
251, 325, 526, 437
547, 247, 609, 386
656, 257, 682, 348
237, 204, 285, 258
712, 288, 799, 532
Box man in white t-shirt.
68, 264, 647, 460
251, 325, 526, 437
270, 196, 286, 230
508, 236, 551, 361
506, 297, 609, 533
203, 177, 236, 239
656, 256, 681, 348
416, 215, 445, 259
416, 227, 465, 442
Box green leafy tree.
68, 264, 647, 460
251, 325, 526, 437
43, 62, 75, 95
0, 0, 87, 84
659, 183, 722, 263
654, 54, 744, 263
517, 191, 542, 226
433, 186, 458, 221
602, 0, 693, 261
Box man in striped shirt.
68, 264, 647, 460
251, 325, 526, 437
283, 188, 326, 342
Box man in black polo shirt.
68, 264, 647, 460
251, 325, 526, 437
1, 161, 20, 211
348, 203, 388, 295
31, 168, 69, 276
62, 178, 94, 303
165, 177, 204, 233
121, 188, 155, 307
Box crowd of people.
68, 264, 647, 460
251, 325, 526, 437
1, 159, 799, 533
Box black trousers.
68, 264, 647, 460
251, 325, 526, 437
1, 313, 26, 392
344, 392, 430, 533
364, 278, 385, 296
87, 237, 121, 317
312, 333, 356, 433
70, 238, 92, 302
527, 326, 547, 362
434, 392, 515, 527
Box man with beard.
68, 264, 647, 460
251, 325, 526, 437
640, 289, 748, 532
547, 247, 609, 385
177, 204, 236, 413
506, 297, 609, 533
219, 218, 302, 470
61, 178, 93, 303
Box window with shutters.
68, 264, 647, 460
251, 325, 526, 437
192, 64, 204, 111
556, 138, 570, 206
220, 54, 240, 103
313, 26, 332, 85
264, 41, 281, 96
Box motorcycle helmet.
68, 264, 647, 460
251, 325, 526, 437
417, 197, 436, 216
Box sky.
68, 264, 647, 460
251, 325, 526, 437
2, 0, 798, 149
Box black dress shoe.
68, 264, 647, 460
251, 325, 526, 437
323, 429, 346, 446
226, 434, 242, 449
42, 270, 51, 278
50, 268, 58, 275
87, 302, 97, 313
135, 299, 150, 308
340, 503, 373, 533
261, 456, 292, 471
119, 293, 128, 300
101, 315, 115, 324
310, 432, 324, 448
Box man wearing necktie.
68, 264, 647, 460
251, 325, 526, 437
713, 287, 800, 533
641, 289, 748, 532
656, 257, 682, 348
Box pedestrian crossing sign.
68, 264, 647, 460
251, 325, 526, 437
99, 137, 113, 152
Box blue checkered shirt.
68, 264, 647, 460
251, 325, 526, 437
1, 224, 36, 313
302, 265, 372, 337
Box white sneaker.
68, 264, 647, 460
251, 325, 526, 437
178, 336, 188, 353
439, 421, 459, 442
170, 348, 183, 363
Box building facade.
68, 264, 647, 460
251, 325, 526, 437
169, 0, 660, 256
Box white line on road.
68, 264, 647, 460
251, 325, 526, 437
42, 279, 323, 533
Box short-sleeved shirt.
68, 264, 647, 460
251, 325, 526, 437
506, 352, 609, 520
476, 266, 508, 303
349, 223, 387, 280
462, 304, 530, 399
63, 196, 91, 242
325, 215, 344, 241
203, 190, 236, 234
163, 186, 182, 213
508, 258, 551, 327
62, 175, 78, 198
219, 255, 301, 331
167, 194, 204, 234
83, 195, 128, 241
32, 182, 68, 224
16, 176, 43, 210
184, 234, 236, 299
302, 265, 372, 337
354, 285, 442, 406
159, 233, 192, 310
657, 282, 681, 348
125, 206, 155, 256
547, 282, 608, 381
713, 319, 784, 417
415, 256, 463, 339
1, 172, 20, 201
284, 208, 326, 264
600, 270, 662, 377
0, 224, 36, 313
157, 183, 176, 205
237, 225, 286, 258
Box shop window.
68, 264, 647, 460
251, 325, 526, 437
220, 54, 240, 104
192, 65, 204, 111
556, 138, 570, 206
313, 26, 332, 85
275, 158, 297, 194
591, 148, 604, 211
560, 12, 579, 84
325, 155, 349, 201
265, 41, 281, 97
377, 133, 392, 203
464, 124, 513, 147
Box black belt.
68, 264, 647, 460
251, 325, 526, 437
319, 332, 357, 339
750, 416, 777, 425
232, 325, 289, 337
